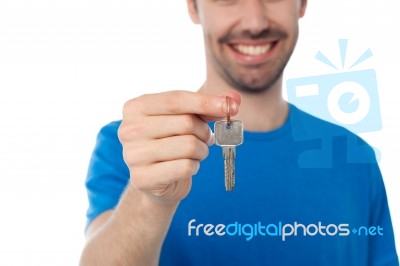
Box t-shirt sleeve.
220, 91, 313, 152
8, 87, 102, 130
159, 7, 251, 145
84, 121, 130, 231
368, 160, 399, 265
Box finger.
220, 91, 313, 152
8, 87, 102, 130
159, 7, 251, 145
124, 135, 209, 165
123, 90, 240, 121
220, 90, 242, 106
198, 91, 242, 122
123, 114, 213, 145
131, 159, 200, 189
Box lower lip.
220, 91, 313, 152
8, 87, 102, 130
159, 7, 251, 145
228, 42, 278, 65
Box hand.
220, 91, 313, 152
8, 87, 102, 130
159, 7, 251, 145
118, 90, 241, 204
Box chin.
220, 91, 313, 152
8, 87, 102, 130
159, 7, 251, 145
230, 74, 282, 94
239, 86, 273, 94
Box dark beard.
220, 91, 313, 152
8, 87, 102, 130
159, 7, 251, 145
213, 26, 297, 94
220, 56, 287, 94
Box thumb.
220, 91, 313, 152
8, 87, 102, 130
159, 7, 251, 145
199, 91, 242, 122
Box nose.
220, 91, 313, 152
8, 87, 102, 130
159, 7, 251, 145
240, 0, 269, 36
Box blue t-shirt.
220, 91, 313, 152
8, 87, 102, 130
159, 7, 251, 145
85, 104, 398, 265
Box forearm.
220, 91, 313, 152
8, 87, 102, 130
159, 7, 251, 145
80, 91, 233, 265
80, 183, 178, 266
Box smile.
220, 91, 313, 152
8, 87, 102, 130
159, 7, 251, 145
227, 41, 278, 65
231, 44, 272, 56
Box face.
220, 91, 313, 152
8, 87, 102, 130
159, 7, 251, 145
188, 0, 307, 93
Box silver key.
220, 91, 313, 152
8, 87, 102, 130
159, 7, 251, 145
214, 120, 243, 191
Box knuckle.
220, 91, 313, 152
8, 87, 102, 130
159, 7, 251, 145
118, 123, 137, 142
122, 144, 150, 167
181, 159, 198, 177
198, 94, 212, 113
118, 120, 147, 143
122, 95, 146, 116
117, 122, 130, 142
128, 123, 145, 138
181, 115, 196, 133
122, 148, 136, 166
165, 91, 183, 114
185, 135, 200, 155
122, 98, 135, 115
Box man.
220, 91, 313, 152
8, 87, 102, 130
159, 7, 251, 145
80, 0, 398, 265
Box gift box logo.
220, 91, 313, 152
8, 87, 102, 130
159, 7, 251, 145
287, 39, 382, 133
286, 39, 381, 167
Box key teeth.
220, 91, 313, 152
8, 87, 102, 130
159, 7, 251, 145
223, 147, 236, 192
225, 185, 235, 192
225, 176, 234, 191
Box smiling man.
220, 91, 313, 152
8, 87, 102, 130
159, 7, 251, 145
199, 0, 298, 93
80, 0, 398, 265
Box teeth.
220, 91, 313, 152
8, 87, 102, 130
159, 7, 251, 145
233, 44, 271, 56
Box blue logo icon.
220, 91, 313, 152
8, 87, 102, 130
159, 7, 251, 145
286, 39, 381, 166
287, 39, 381, 133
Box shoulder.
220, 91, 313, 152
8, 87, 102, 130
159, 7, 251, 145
289, 104, 377, 163
290, 103, 368, 142
85, 120, 129, 229
89, 120, 126, 171
94, 120, 123, 147
98, 120, 122, 137
87, 119, 128, 185
290, 103, 353, 137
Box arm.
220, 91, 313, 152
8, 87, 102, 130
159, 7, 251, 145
80, 90, 241, 265
80, 185, 178, 266
367, 162, 399, 265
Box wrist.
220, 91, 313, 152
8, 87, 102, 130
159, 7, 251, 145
123, 182, 179, 219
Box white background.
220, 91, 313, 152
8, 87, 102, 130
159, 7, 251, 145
0, 0, 399, 265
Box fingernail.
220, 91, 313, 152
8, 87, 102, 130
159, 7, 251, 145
207, 127, 215, 146
194, 161, 201, 174
223, 97, 238, 114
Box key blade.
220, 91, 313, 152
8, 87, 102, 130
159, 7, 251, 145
224, 147, 235, 191
222, 146, 236, 159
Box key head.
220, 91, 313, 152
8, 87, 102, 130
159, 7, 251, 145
214, 120, 243, 146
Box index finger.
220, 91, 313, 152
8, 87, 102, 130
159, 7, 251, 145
132, 90, 240, 120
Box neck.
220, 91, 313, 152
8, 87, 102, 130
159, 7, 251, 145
198, 77, 289, 132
